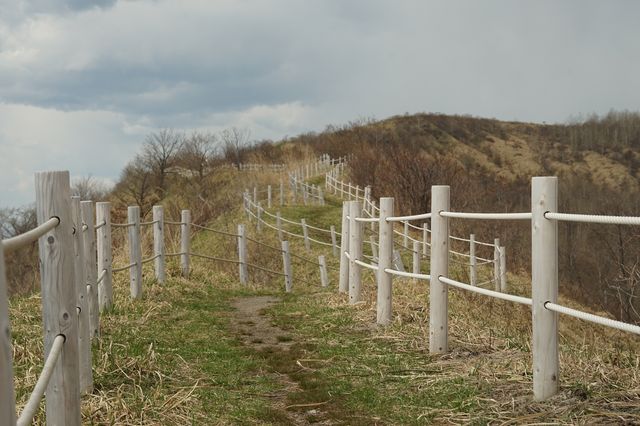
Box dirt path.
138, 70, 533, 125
231, 296, 335, 425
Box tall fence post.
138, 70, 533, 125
319, 255, 328, 287
531, 176, 559, 401
348, 201, 363, 304
318, 187, 324, 206
276, 212, 284, 241
238, 224, 248, 285
371, 200, 377, 232
35, 171, 82, 425
128, 206, 142, 299
279, 180, 284, 206
429, 185, 450, 354
370, 235, 378, 261
403, 221, 409, 248
0, 236, 16, 426
469, 234, 477, 286
267, 185, 272, 208
301, 218, 310, 251
253, 186, 257, 205
500, 246, 507, 292
257, 203, 263, 232
338, 202, 350, 293
412, 241, 420, 277
494, 238, 501, 292
96, 202, 113, 311
330, 225, 338, 257
81, 201, 99, 338
71, 196, 92, 395
422, 222, 429, 256
377, 197, 394, 324
181, 210, 191, 278
153, 205, 165, 284
282, 240, 292, 292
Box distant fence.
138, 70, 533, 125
332, 163, 640, 401
0, 162, 334, 424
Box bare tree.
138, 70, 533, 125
114, 158, 156, 215
221, 127, 251, 168
179, 132, 218, 180
0, 205, 37, 239
142, 129, 184, 193
71, 175, 111, 201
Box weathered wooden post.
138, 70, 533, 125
153, 205, 165, 283
412, 241, 420, 278
96, 202, 113, 311
330, 225, 338, 257
35, 171, 82, 425
267, 185, 272, 208
127, 206, 142, 299
80, 201, 99, 337
301, 219, 310, 251
338, 202, 350, 293
355, 185, 360, 201
377, 197, 394, 324
318, 187, 324, 206
348, 201, 363, 304
469, 234, 477, 286
0, 241, 15, 425
500, 246, 507, 292
392, 249, 405, 272
256, 203, 263, 231
531, 176, 559, 401
253, 186, 257, 205
303, 185, 308, 205
370, 235, 378, 261
71, 196, 92, 395
494, 238, 501, 292
348, 183, 352, 200
181, 210, 191, 278
279, 180, 284, 206
422, 222, 430, 256
319, 255, 328, 287
370, 200, 377, 232
276, 212, 284, 241
403, 221, 409, 248
238, 224, 248, 285
429, 185, 449, 354
282, 240, 292, 292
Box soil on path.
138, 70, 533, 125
231, 296, 337, 425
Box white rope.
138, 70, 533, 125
94, 220, 107, 230
112, 262, 137, 273
110, 222, 134, 228
2, 217, 60, 253
355, 259, 379, 271
384, 268, 431, 280
450, 235, 470, 242
355, 217, 379, 223
97, 269, 106, 284
17, 335, 65, 426
440, 211, 532, 220
439, 276, 532, 306
544, 302, 640, 335
386, 212, 432, 222
141, 254, 161, 265
140, 219, 159, 226
545, 212, 640, 226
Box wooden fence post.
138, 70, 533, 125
371, 200, 377, 232
330, 225, 338, 257
181, 210, 191, 278
256, 203, 263, 232
318, 187, 324, 206
377, 197, 394, 324
71, 196, 92, 395
128, 206, 142, 299
403, 221, 409, 248
282, 240, 292, 292
153, 205, 165, 284
253, 186, 257, 205
412, 241, 420, 277
531, 176, 559, 401
319, 255, 328, 287
280, 181, 284, 206
0, 240, 16, 426
96, 202, 113, 311
348, 201, 363, 304
80, 201, 99, 338
423, 222, 429, 256
338, 202, 350, 293
238, 224, 248, 285
469, 234, 477, 286
303, 185, 308, 205
370, 235, 378, 261
35, 171, 82, 425
276, 212, 284, 241
429, 185, 450, 354
392, 249, 405, 272
301, 219, 310, 251
500, 246, 507, 292
267, 185, 272, 208
494, 238, 501, 292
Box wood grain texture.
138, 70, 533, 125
80, 201, 100, 337
96, 202, 113, 311
0, 242, 16, 425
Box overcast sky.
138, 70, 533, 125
1, 0, 640, 207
